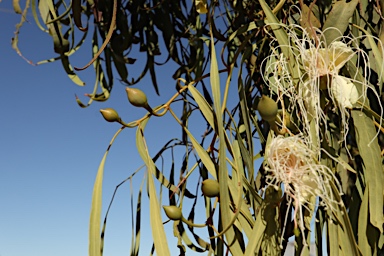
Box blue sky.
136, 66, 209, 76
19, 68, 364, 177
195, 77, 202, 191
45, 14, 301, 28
0, 2, 319, 255
0, 3, 240, 256
0, 5, 158, 256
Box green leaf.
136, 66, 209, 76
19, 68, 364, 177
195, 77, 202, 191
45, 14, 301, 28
181, 125, 216, 179
243, 203, 266, 256
72, 0, 87, 31
323, 0, 359, 44
352, 110, 383, 233
89, 127, 125, 256
61, 55, 85, 86
13, 0, 22, 14
136, 120, 170, 255
257, 0, 289, 55
351, 24, 384, 92
188, 84, 214, 129
327, 215, 339, 256
208, 25, 243, 254
257, 0, 300, 81
358, 185, 371, 256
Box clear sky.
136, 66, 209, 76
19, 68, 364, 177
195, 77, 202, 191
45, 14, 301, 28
0, 2, 311, 256
0, 2, 235, 256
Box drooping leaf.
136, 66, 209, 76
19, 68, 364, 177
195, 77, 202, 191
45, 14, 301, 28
243, 203, 266, 256
208, 26, 243, 255
72, 0, 87, 31
136, 120, 171, 255
351, 110, 383, 233
323, 0, 359, 44
89, 127, 125, 256
358, 185, 371, 256
13, 0, 22, 14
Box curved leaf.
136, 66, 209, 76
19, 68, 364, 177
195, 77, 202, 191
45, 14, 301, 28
323, 0, 358, 44
89, 127, 125, 256
136, 120, 170, 255
351, 110, 383, 233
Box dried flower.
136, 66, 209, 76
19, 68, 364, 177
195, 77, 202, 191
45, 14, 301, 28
261, 25, 379, 146
302, 41, 354, 78
264, 135, 341, 239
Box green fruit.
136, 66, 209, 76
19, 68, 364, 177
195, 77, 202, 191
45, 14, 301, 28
100, 108, 121, 122
163, 205, 182, 220
125, 87, 148, 108
201, 179, 220, 198
256, 95, 278, 122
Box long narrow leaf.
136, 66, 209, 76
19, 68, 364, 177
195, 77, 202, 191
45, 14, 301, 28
358, 185, 371, 255
351, 110, 383, 232
89, 127, 125, 256
208, 25, 243, 254
136, 120, 170, 255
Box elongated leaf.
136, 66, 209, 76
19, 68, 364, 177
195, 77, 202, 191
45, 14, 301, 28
181, 125, 216, 179
89, 153, 105, 256
352, 110, 383, 232
89, 127, 125, 256
188, 84, 214, 129
72, 0, 87, 31
45, 0, 72, 25
257, 0, 288, 55
358, 185, 371, 256
131, 177, 144, 256
243, 204, 266, 256
13, 0, 22, 14
258, 0, 301, 83
328, 216, 339, 256
323, 0, 358, 44
61, 55, 85, 85
31, 0, 48, 32
208, 26, 244, 254
136, 120, 170, 255
352, 24, 384, 92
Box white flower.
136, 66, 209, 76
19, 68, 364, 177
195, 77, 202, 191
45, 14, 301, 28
302, 41, 355, 77
331, 75, 359, 109
264, 135, 340, 238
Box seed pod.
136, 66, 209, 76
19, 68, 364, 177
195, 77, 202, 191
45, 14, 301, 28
201, 179, 220, 198
162, 205, 182, 220
100, 108, 121, 122
256, 95, 278, 122
125, 87, 149, 108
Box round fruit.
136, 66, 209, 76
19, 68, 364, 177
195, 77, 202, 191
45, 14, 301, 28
201, 179, 220, 198
163, 205, 182, 220
256, 95, 278, 122
125, 87, 148, 108
100, 108, 120, 122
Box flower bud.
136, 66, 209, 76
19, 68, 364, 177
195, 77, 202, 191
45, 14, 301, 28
100, 108, 121, 122
201, 179, 220, 198
163, 205, 182, 220
125, 87, 149, 108
256, 95, 278, 122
